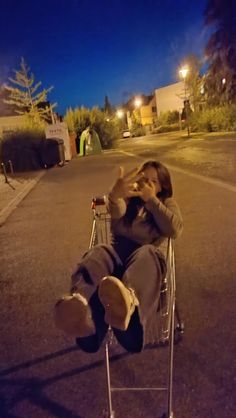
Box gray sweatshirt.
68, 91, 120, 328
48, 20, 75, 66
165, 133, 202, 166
108, 195, 183, 257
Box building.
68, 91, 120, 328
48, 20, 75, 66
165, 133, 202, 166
139, 95, 157, 125
125, 94, 157, 128
125, 83, 186, 129
0, 115, 27, 136
155, 81, 185, 116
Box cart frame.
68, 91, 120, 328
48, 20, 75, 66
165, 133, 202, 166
90, 196, 184, 418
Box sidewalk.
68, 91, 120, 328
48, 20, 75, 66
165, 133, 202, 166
0, 170, 46, 226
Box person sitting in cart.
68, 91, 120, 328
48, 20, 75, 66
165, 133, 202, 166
54, 160, 183, 353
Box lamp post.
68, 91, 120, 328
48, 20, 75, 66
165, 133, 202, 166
179, 67, 190, 137
134, 97, 142, 126
116, 109, 123, 119
116, 108, 130, 132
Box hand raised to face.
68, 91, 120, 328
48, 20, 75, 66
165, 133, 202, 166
138, 179, 157, 202
109, 166, 144, 200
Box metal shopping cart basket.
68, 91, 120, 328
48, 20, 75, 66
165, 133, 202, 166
90, 196, 184, 418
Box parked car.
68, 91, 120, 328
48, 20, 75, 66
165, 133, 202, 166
122, 129, 131, 138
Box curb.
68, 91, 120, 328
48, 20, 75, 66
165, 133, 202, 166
0, 171, 46, 227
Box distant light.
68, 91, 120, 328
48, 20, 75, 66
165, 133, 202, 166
179, 67, 189, 79
116, 109, 124, 118
222, 78, 226, 85
106, 118, 110, 122
134, 97, 142, 108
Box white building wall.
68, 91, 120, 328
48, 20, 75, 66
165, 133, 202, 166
0, 115, 27, 136
155, 81, 185, 116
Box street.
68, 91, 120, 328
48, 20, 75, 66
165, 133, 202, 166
0, 135, 236, 418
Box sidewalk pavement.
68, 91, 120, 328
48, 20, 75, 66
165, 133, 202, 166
0, 170, 46, 226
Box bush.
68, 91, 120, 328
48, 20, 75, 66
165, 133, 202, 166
189, 105, 236, 132
64, 107, 120, 149
130, 125, 146, 137
157, 110, 180, 126
0, 129, 61, 172
153, 123, 180, 133
90, 108, 120, 148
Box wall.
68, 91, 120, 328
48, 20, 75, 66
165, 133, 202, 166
0, 115, 27, 136
155, 81, 185, 116
140, 96, 157, 125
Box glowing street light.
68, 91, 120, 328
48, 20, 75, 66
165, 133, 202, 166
116, 109, 124, 118
134, 97, 142, 108
133, 97, 142, 127
179, 67, 189, 80
179, 66, 189, 99
222, 78, 226, 85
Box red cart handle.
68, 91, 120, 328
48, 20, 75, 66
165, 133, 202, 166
91, 195, 106, 209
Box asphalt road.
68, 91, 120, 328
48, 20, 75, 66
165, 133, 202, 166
0, 136, 236, 418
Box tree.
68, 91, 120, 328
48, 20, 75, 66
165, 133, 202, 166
204, 0, 236, 104
3, 58, 57, 126
103, 95, 112, 115
0, 85, 17, 116
183, 54, 205, 111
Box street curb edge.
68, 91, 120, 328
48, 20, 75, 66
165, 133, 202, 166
0, 171, 46, 227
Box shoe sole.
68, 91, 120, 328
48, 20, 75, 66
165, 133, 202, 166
98, 277, 132, 331
54, 294, 95, 337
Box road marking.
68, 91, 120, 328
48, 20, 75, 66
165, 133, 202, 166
117, 150, 236, 193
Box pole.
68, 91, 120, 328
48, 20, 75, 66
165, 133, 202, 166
1, 163, 15, 190
50, 105, 55, 124
8, 160, 14, 175
184, 79, 190, 137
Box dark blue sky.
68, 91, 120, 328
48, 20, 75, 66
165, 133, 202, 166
0, 0, 208, 114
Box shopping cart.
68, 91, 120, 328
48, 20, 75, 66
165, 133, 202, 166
90, 196, 184, 418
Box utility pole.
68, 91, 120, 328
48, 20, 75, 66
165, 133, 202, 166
179, 67, 190, 137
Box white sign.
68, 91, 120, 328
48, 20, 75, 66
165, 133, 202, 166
45, 122, 72, 160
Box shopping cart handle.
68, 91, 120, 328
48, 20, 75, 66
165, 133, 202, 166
92, 196, 106, 207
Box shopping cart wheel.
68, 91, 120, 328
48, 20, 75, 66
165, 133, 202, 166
174, 322, 185, 344
103, 409, 115, 418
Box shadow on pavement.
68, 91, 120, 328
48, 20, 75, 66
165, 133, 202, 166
0, 345, 131, 418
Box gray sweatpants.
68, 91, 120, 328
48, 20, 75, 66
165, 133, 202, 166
72, 243, 166, 329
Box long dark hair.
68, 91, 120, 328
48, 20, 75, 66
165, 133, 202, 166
124, 160, 173, 225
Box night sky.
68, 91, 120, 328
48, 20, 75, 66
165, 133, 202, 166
0, 0, 208, 114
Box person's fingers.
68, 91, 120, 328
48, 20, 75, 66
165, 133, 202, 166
151, 181, 156, 190
127, 190, 142, 197
123, 167, 139, 180
146, 180, 155, 189
118, 166, 124, 179
136, 172, 145, 182
126, 181, 137, 189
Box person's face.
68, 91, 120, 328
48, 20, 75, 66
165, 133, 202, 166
142, 166, 161, 194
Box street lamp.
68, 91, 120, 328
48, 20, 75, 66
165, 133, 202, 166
116, 109, 124, 118
179, 66, 190, 137
134, 97, 142, 126
116, 108, 129, 132
179, 67, 189, 81
134, 97, 142, 108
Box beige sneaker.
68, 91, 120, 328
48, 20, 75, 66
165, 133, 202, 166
98, 276, 139, 331
54, 293, 96, 337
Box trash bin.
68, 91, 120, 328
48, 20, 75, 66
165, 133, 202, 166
43, 138, 65, 167
57, 139, 66, 166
